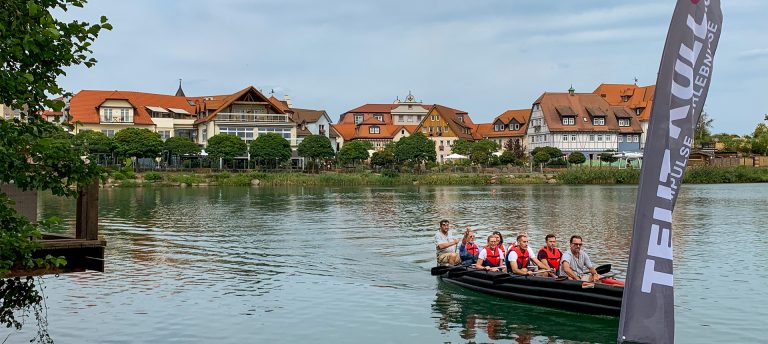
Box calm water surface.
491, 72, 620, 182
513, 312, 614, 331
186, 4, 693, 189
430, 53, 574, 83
6, 184, 768, 343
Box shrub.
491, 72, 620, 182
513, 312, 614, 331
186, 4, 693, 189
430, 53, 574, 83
144, 171, 162, 182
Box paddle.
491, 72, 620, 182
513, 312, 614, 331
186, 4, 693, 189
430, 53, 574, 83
492, 270, 552, 285
430, 265, 464, 276
595, 264, 611, 275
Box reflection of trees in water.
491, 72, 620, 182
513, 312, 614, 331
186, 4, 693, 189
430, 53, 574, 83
431, 281, 618, 343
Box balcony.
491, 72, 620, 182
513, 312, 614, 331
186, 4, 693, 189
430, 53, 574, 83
216, 113, 290, 123
100, 116, 132, 124
438, 145, 445, 151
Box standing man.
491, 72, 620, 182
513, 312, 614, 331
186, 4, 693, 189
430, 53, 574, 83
560, 235, 601, 282
435, 219, 460, 266
537, 234, 563, 277
506, 234, 548, 276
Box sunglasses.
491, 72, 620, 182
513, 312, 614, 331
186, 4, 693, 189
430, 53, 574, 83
572, 243, 583, 246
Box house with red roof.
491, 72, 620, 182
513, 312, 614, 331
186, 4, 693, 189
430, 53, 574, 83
593, 83, 655, 149
475, 109, 531, 153
526, 87, 644, 161
415, 104, 479, 163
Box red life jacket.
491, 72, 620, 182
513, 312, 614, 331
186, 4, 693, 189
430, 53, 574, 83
510, 246, 530, 269
539, 246, 562, 272
483, 246, 502, 267
465, 242, 479, 256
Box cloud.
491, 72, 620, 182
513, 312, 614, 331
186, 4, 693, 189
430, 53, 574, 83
737, 48, 768, 59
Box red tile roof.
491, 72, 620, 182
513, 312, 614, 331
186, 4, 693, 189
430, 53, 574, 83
593, 83, 655, 122
476, 109, 531, 138
195, 86, 286, 124
331, 123, 419, 141
535, 92, 643, 133
69, 90, 197, 125
338, 103, 431, 123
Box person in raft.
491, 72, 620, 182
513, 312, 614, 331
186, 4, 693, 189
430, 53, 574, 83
458, 226, 479, 266
474, 234, 506, 272
537, 234, 563, 277
506, 233, 549, 276
435, 219, 460, 266
492, 231, 505, 254
560, 235, 601, 282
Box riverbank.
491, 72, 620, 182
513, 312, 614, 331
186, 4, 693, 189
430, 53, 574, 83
104, 166, 768, 187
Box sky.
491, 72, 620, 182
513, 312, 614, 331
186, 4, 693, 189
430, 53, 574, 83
59, 0, 767, 135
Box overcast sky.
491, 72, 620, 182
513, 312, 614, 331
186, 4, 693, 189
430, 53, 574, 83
60, 0, 767, 135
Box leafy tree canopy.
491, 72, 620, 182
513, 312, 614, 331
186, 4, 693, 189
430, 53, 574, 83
250, 133, 292, 164
297, 134, 334, 161
370, 150, 396, 168
531, 146, 563, 161
451, 139, 473, 156
338, 140, 371, 165
499, 150, 518, 165
113, 128, 163, 158
568, 151, 586, 165
533, 151, 550, 165
71, 130, 112, 154
164, 136, 200, 156
599, 149, 619, 163
394, 132, 436, 164
206, 134, 247, 162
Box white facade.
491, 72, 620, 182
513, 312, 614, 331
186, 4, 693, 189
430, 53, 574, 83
391, 93, 428, 125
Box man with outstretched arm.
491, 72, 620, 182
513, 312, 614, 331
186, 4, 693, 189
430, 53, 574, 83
458, 226, 479, 266
506, 234, 549, 276
434, 219, 460, 266
560, 235, 601, 282
537, 234, 563, 277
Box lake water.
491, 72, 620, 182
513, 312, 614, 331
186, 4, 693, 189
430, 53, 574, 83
5, 183, 768, 343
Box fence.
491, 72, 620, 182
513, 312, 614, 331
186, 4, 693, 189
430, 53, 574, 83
710, 156, 768, 167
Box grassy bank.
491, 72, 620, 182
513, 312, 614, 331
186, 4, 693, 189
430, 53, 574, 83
109, 171, 548, 187
557, 166, 768, 184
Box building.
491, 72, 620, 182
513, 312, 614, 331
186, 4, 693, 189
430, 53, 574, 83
593, 83, 655, 149
415, 104, 478, 162
475, 109, 531, 153
526, 88, 643, 161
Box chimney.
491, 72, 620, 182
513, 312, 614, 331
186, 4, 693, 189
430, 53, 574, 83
283, 95, 293, 108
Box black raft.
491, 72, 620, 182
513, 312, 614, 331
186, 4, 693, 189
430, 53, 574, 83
431, 266, 623, 316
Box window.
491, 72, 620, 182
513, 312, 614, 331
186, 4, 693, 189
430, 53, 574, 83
636, 108, 642, 115
369, 126, 380, 134
431, 115, 438, 121
597, 134, 603, 141
606, 134, 612, 141
354, 115, 363, 124
510, 123, 520, 130
457, 115, 464, 122
102, 108, 112, 122
571, 134, 577, 141
221, 127, 255, 141
408, 105, 413, 109
533, 104, 541, 111
257, 127, 291, 140
618, 135, 624, 142
593, 117, 605, 125
634, 135, 640, 142
401, 129, 405, 135
618, 118, 630, 127
428, 126, 433, 133
562, 117, 574, 125
319, 124, 325, 132
201, 127, 208, 143
120, 108, 130, 122
589, 134, 595, 141
374, 114, 383, 122
562, 134, 568, 142
101, 129, 115, 138
621, 96, 629, 102
398, 115, 404, 122
159, 130, 171, 141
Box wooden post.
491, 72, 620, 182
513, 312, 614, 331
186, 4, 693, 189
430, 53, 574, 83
75, 181, 99, 240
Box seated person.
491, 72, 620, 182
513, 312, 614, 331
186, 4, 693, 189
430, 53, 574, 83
560, 235, 601, 282
474, 234, 506, 272
458, 226, 479, 266
434, 219, 460, 266
492, 231, 505, 254
537, 234, 563, 277
506, 234, 549, 276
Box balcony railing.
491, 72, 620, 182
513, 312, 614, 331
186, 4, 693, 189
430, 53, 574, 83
101, 116, 132, 124
216, 113, 290, 123
438, 145, 444, 151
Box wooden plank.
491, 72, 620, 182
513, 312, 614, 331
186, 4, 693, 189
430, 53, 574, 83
85, 181, 99, 240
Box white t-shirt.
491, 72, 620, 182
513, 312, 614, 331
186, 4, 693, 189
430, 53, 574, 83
477, 246, 505, 267
506, 246, 536, 266
434, 231, 456, 254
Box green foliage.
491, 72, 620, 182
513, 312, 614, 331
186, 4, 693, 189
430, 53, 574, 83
568, 151, 586, 165
504, 139, 527, 160
164, 136, 200, 156
531, 146, 563, 162
394, 132, 436, 164
206, 134, 247, 167
533, 151, 550, 165
338, 141, 372, 165
114, 128, 163, 158
557, 169, 641, 184
470, 144, 491, 165
451, 139, 473, 156
599, 149, 619, 164
250, 133, 292, 167
381, 169, 399, 178
297, 135, 335, 161
499, 150, 517, 165
694, 111, 714, 144
72, 130, 113, 154
370, 150, 396, 168
143, 171, 162, 181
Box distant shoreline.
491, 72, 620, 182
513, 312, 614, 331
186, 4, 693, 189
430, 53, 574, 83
102, 166, 768, 187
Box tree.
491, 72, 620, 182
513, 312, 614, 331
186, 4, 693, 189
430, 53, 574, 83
370, 150, 396, 168
568, 151, 586, 165
206, 134, 247, 168
533, 151, 550, 171
72, 130, 113, 154
451, 139, 473, 156
694, 111, 714, 145
250, 133, 292, 168
164, 136, 200, 157
531, 146, 563, 163
470, 144, 492, 165
297, 134, 335, 171
599, 149, 619, 165
394, 132, 436, 165
114, 128, 163, 159
1, 0, 110, 338
338, 140, 372, 166
499, 150, 517, 165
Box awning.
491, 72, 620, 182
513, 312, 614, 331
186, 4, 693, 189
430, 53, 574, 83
445, 153, 468, 160
145, 106, 168, 113
168, 108, 191, 114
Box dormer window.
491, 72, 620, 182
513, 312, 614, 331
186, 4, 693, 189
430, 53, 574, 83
593, 117, 605, 125
618, 118, 630, 127
533, 104, 541, 111
509, 123, 520, 131
374, 114, 383, 121
635, 108, 642, 115
621, 96, 630, 102
354, 115, 363, 124
457, 115, 464, 123
493, 124, 503, 131
561, 117, 575, 125
369, 126, 380, 134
